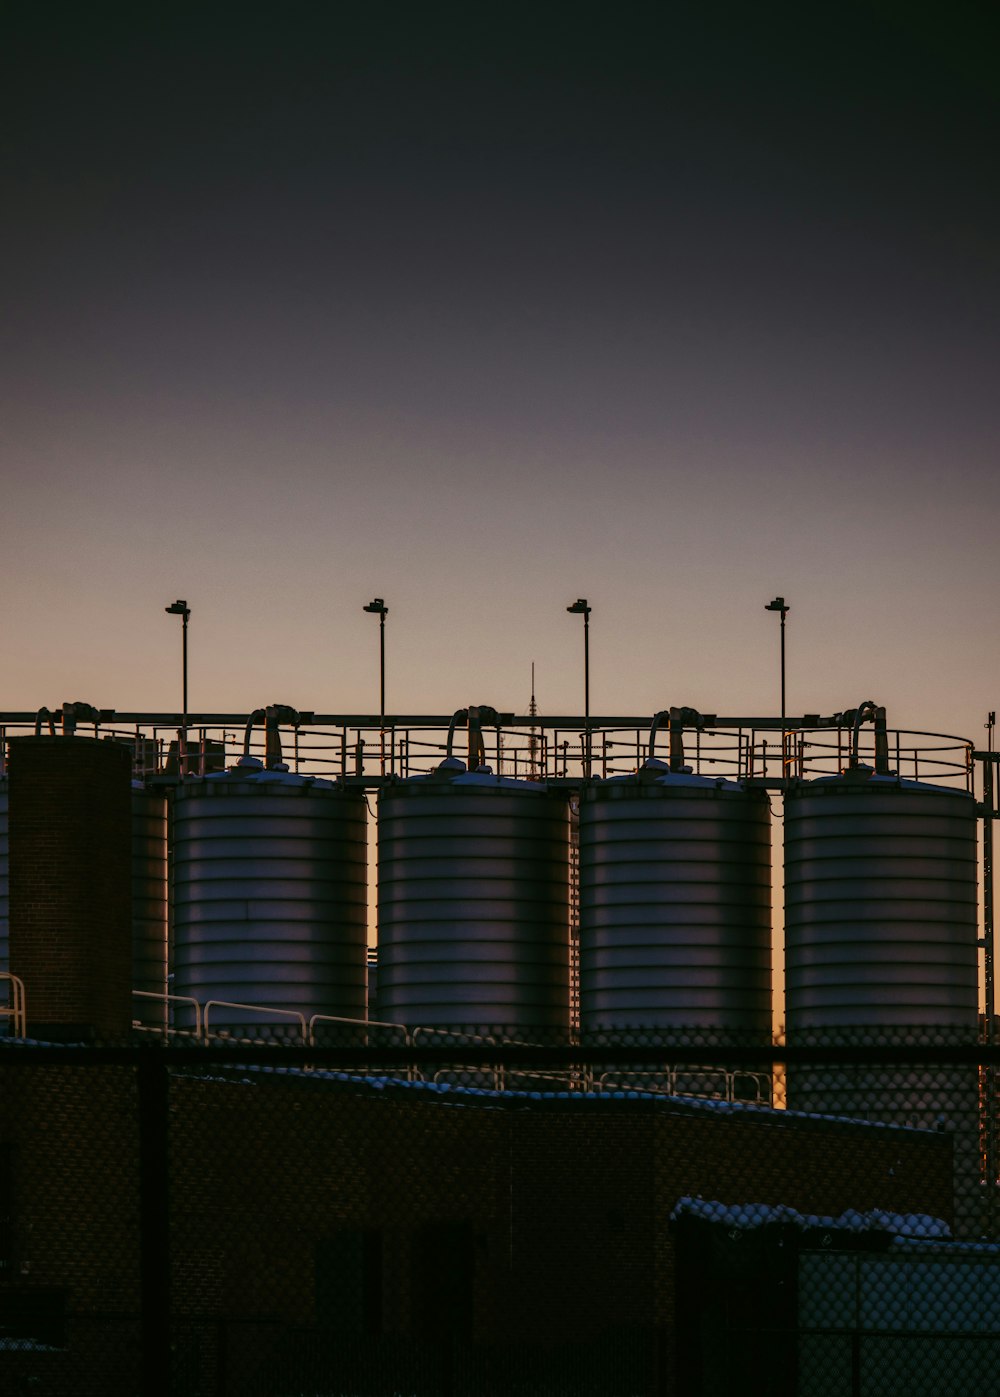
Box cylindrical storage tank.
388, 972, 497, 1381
377, 766, 571, 1034
784, 771, 978, 1032
172, 759, 368, 1032
579, 764, 772, 1037
131, 783, 168, 1030
784, 769, 980, 1234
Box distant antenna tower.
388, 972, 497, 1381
529, 662, 538, 779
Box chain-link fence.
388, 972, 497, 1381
1, 1029, 998, 1396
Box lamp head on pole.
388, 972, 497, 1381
566, 598, 591, 617
764, 596, 789, 619
165, 599, 190, 620
364, 597, 388, 617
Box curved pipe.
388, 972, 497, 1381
849, 701, 878, 767
846, 700, 890, 774
443, 706, 500, 770
647, 710, 670, 762
444, 709, 469, 762
243, 704, 301, 769
468, 705, 499, 771
243, 709, 266, 758
34, 707, 57, 738
648, 706, 706, 772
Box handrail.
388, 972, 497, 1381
203, 1000, 307, 1043
596, 1072, 678, 1099
307, 1015, 416, 1077
490, 1066, 587, 1092
307, 1013, 410, 1046
132, 989, 203, 1038
596, 1066, 735, 1101
730, 1070, 773, 1106
410, 1026, 497, 1047
0, 972, 27, 1038
412, 1027, 501, 1088
595, 1065, 772, 1107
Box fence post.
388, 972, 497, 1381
138, 1046, 171, 1397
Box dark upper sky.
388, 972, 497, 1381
3, 4, 999, 731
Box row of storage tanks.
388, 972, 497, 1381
160, 733, 984, 1212
0, 720, 981, 1040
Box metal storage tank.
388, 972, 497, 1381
131, 783, 168, 1030
579, 761, 772, 1036
784, 768, 978, 1032
377, 761, 571, 1033
172, 758, 368, 1031
784, 765, 980, 1232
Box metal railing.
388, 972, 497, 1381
132, 990, 203, 1038
0, 972, 27, 1038
127, 992, 778, 1104
0, 711, 978, 789
595, 1066, 772, 1105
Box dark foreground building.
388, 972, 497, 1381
0, 1045, 961, 1397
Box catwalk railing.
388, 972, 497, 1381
1, 1029, 999, 1396
0, 711, 977, 788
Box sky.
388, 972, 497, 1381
3, 4, 999, 752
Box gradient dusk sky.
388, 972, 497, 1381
4, 5, 998, 747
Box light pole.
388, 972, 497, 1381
567, 598, 592, 777
364, 597, 388, 773
165, 599, 190, 727
165, 598, 190, 777
765, 595, 789, 771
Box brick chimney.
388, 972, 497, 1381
8, 737, 132, 1040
